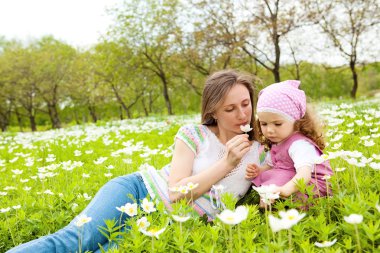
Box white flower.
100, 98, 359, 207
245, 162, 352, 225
74, 150, 82, 156
12, 205, 21, 210
240, 124, 253, 133
322, 175, 331, 180
0, 207, 11, 213
75, 214, 92, 227
375, 203, 380, 213
261, 192, 280, 204
212, 184, 225, 192
217, 205, 248, 225
119, 203, 138, 217
335, 167, 346, 172
178, 185, 189, 194
141, 198, 156, 213
186, 182, 199, 190
269, 209, 306, 232
252, 184, 280, 204
139, 227, 166, 239
11, 169, 23, 175
314, 238, 337, 248
169, 186, 180, 192
83, 193, 92, 200
363, 140, 375, 147
82, 173, 90, 178
344, 214, 363, 224
44, 189, 54, 195
137, 217, 150, 230
172, 214, 191, 223
104, 173, 113, 178
314, 154, 329, 164
369, 162, 380, 170
372, 154, 380, 160
93, 157, 108, 165
268, 215, 283, 232
278, 209, 306, 229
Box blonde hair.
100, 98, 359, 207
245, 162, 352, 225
201, 69, 258, 141
257, 105, 326, 151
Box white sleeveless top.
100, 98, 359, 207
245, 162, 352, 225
139, 124, 266, 219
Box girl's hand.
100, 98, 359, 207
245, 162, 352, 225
245, 163, 263, 179
224, 134, 250, 168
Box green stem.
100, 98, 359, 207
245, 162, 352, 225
229, 226, 233, 253
5, 214, 16, 246
288, 229, 292, 252
180, 223, 184, 253
354, 224, 361, 252
78, 227, 82, 253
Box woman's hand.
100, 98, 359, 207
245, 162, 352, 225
224, 134, 251, 168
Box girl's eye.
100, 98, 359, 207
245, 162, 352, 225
275, 123, 282, 126
260, 122, 267, 126
225, 108, 234, 112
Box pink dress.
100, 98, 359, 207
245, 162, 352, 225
252, 133, 333, 197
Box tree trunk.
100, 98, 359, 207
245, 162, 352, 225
74, 109, 80, 125
160, 75, 173, 115
14, 108, 24, 131
273, 35, 281, 82
47, 103, 61, 129
141, 98, 149, 116
119, 106, 124, 120
88, 105, 98, 123
349, 60, 358, 99
29, 115, 37, 132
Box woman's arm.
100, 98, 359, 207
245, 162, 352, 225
277, 166, 312, 197
168, 134, 251, 202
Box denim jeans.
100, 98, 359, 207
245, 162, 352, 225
7, 173, 148, 253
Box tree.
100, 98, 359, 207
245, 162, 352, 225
109, 0, 182, 115
31, 36, 76, 128
93, 41, 148, 119
305, 0, 380, 98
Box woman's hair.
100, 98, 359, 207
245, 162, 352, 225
257, 105, 326, 151
201, 69, 258, 141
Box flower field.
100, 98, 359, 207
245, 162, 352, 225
1, 99, 379, 252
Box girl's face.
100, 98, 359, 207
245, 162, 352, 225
213, 84, 252, 136
257, 111, 295, 144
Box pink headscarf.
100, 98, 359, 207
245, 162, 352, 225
257, 80, 306, 121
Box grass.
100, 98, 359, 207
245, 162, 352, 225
1, 100, 379, 252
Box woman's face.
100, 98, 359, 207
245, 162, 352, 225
213, 84, 252, 135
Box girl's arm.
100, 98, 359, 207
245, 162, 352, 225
277, 166, 312, 197
168, 134, 251, 202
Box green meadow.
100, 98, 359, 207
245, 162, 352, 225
1, 99, 379, 252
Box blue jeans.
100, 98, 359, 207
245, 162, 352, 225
7, 173, 148, 253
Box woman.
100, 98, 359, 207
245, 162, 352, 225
8, 69, 264, 253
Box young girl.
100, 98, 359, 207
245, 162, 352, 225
246, 80, 333, 203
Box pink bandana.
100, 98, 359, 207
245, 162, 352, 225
257, 80, 306, 121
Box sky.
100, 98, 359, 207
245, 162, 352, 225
0, 0, 119, 48
0, 1, 378, 65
